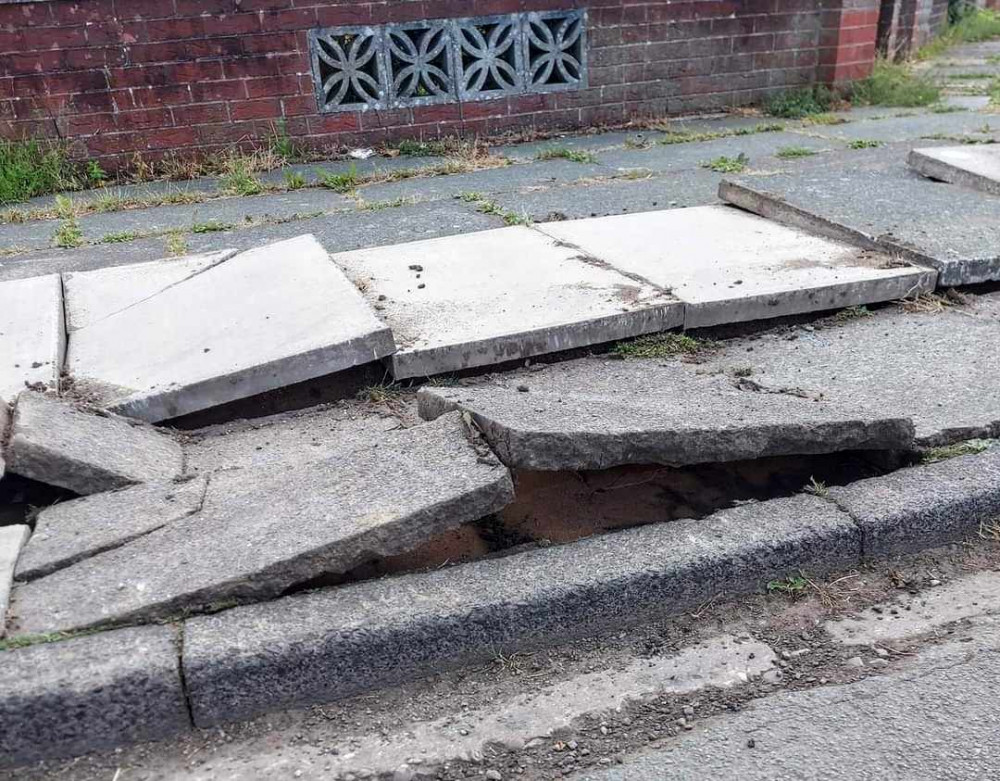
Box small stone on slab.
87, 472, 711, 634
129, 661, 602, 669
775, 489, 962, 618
4, 392, 184, 495
0, 274, 65, 399
537, 206, 935, 329
15, 478, 207, 581
332, 226, 682, 379
66, 235, 395, 422
908, 146, 1000, 196
10, 413, 514, 635
0, 525, 30, 636
418, 360, 914, 470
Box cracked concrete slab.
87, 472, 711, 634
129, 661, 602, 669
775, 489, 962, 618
9, 413, 514, 636
537, 206, 934, 328
4, 392, 183, 495
0, 274, 64, 399
0, 524, 29, 636
333, 226, 682, 379
14, 477, 208, 582
418, 359, 914, 470
908, 145, 1000, 196
65, 234, 395, 422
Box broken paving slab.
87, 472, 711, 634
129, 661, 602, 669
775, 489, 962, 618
418, 360, 915, 471
0, 525, 29, 636
0, 625, 189, 767
182, 493, 859, 726
908, 146, 1000, 196
15, 478, 207, 582
719, 161, 1000, 286
0, 274, 65, 400
4, 392, 183, 495
537, 206, 934, 329
332, 225, 682, 379
9, 413, 514, 636
65, 234, 395, 422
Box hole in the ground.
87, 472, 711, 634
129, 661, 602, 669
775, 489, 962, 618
0, 474, 77, 529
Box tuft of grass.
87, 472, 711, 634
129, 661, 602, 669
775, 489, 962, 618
98, 231, 138, 244
767, 574, 809, 594
701, 153, 749, 173
357, 383, 403, 403
267, 119, 300, 161
317, 166, 360, 192
804, 476, 829, 497
835, 305, 873, 321
733, 122, 786, 135
765, 86, 836, 119
53, 219, 83, 248
611, 332, 714, 359
459, 192, 530, 226
850, 59, 940, 107
191, 220, 233, 234
922, 439, 993, 464
284, 171, 307, 190
166, 232, 188, 256
775, 146, 818, 159
535, 147, 598, 164
0, 139, 82, 205
393, 139, 448, 157
220, 153, 265, 196
356, 197, 412, 211
847, 139, 882, 149
801, 113, 848, 126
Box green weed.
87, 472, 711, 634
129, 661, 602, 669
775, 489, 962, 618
98, 231, 138, 244
775, 146, 818, 159
53, 219, 83, 248
535, 147, 598, 163
850, 59, 940, 107
166, 232, 188, 256
701, 153, 750, 173
848, 139, 882, 149
611, 333, 714, 359
765, 86, 836, 119
191, 220, 233, 233
922, 439, 993, 464
767, 574, 809, 594
284, 171, 307, 190
0, 139, 82, 205
317, 166, 360, 192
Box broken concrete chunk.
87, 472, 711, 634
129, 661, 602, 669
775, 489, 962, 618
0, 626, 189, 767
0, 525, 30, 637
908, 146, 1000, 196
4, 392, 184, 495
829, 444, 1000, 556
0, 274, 65, 400
332, 225, 682, 379
15, 478, 207, 582
65, 234, 395, 422
10, 413, 514, 636
419, 360, 915, 470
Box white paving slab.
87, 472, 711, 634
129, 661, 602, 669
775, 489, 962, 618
332, 226, 682, 379
63, 249, 237, 332
537, 206, 936, 329
66, 235, 395, 422
0, 274, 65, 399
0, 525, 30, 637
908, 146, 1000, 196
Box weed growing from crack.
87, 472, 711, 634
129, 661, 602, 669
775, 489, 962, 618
357, 383, 403, 404
922, 439, 994, 464
800, 113, 849, 126
701, 153, 749, 173
317, 166, 360, 193
766, 574, 809, 594
53, 218, 83, 248
847, 139, 882, 149
803, 476, 829, 497
775, 146, 818, 159
191, 220, 233, 233
536, 147, 598, 164
284, 171, 306, 190
930, 104, 967, 113
98, 231, 138, 244
166, 232, 188, 256
458, 192, 530, 226
611, 332, 714, 359
835, 305, 873, 321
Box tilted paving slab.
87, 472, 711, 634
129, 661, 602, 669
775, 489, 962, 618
9, 413, 514, 635
182, 494, 859, 726
908, 146, 1000, 196
0, 626, 189, 767
719, 159, 1000, 286
0, 274, 65, 399
15, 478, 207, 582
698, 290, 1000, 446
537, 206, 935, 329
0, 525, 29, 636
333, 226, 682, 379
4, 392, 183, 495
829, 445, 1000, 557
418, 359, 914, 470
66, 234, 395, 422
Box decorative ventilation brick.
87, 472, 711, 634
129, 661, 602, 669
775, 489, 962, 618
309, 10, 587, 113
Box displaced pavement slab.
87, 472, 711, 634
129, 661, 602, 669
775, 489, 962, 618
62, 249, 237, 332
0, 626, 190, 767
697, 290, 1000, 446
182, 493, 858, 726
9, 413, 514, 635
0, 274, 65, 399
419, 358, 915, 470
333, 226, 682, 379
719, 159, 1000, 286
0, 525, 29, 636
4, 392, 184, 495
828, 444, 1000, 557
66, 234, 395, 422
14, 478, 208, 582
537, 206, 934, 329
908, 145, 1000, 196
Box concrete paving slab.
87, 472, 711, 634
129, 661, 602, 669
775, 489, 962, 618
333, 226, 683, 379
829, 445, 1000, 557
720, 160, 1000, 286
4, 392, 184, 495
419, 359, 915, 470
182, 493, 859, 726
908, 145, 1000, 195
9, 413, 514, 635
0, 626, 189, 767
66, 234, 395, 422
0, 274, 64, 399
0, 524, 29, 636
790, 111, 1000, 144
15, 478, 207, 581
63, 249, 237, 331
538, 206, 935, 329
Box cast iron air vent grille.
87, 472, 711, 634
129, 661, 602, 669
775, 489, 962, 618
309, 10, 587, 113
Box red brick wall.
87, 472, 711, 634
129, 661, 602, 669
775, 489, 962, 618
0, 0, 876, 168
